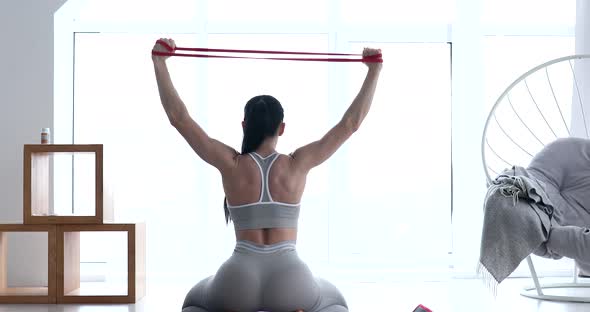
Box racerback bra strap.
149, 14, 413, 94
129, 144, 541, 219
248, 152, 280, 202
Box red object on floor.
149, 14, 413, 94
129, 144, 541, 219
152, 39, 383, 63
413, 304, 433, 312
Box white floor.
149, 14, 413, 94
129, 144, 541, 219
1, 277, 590, 311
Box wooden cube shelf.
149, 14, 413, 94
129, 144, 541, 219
13, 144, 146, 305
0, 224, 56, 304
23, 144, 113, 224
57, 223, 145, 303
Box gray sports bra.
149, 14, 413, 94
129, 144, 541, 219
227, 152, 301, 230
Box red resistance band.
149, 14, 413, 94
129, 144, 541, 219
152, 39, 383, 63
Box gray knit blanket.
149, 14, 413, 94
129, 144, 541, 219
477, 166, 558, 293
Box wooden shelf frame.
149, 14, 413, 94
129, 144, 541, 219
56, 223, 146, 304
0, 224, 57, 304
23, 144, 113, 224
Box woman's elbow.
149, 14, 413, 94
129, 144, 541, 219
168, 112, 188, 128
342, 117, 361, 134
168, 116, 180, 128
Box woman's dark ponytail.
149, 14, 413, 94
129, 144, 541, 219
241, 95, 283, 154
224, 95, 284, 224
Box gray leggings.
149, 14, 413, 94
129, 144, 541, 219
182, 240, 348, 312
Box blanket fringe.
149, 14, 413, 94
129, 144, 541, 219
485, 174, 526, 208
477, 261, 499, 298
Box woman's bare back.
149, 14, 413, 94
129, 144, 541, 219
222, 152, 307, 244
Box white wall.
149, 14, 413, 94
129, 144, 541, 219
0, 0, 67, 286
572, 0, 590, 138
576, 0, 590, 53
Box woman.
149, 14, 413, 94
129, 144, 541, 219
152, 38, 382, 312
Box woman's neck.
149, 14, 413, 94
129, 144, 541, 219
255, 138, 278, 156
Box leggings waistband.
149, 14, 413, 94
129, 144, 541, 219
235, 240, 296, 254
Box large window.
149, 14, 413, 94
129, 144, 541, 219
69, 31, 453, 280
55, 0, 576, 282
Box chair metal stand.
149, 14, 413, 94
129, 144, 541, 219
520, 256, 590, 303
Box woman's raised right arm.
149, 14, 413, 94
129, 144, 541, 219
290, 48, 382, 172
